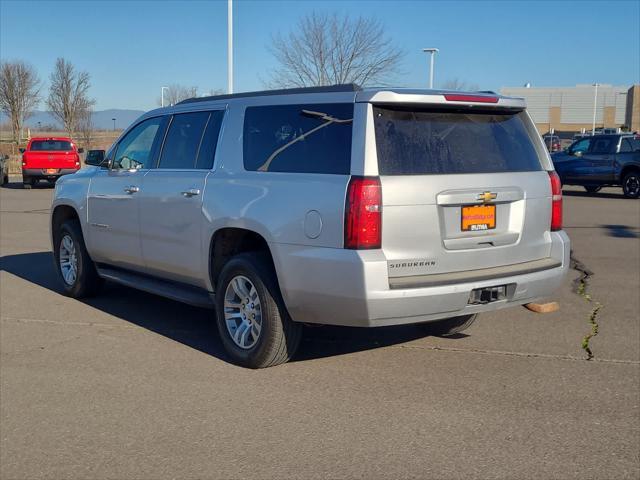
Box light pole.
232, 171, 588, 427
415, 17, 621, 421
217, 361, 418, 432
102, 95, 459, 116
422, 48, 439, 89
228, 0, 233, 94
592, 83, 600, 136
161, 86, 169, 107
112, 118, 116, 131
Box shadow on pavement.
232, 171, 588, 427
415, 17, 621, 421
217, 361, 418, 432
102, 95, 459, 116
601, 224, 640, 238
1, 180, 54, 190
562, 189, 628, 200
1, 252, 447, 365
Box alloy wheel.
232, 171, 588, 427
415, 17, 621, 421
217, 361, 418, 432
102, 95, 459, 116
624, 174, 639, 197
59, 234, 78, 286
224, 275, 262, 349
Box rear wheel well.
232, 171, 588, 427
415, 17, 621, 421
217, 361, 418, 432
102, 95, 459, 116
209, 228, 274, 290
621, 165, 640, 181
52, 205, 80, 235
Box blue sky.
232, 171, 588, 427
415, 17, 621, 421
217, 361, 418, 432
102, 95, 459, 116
1, 0, 639, 110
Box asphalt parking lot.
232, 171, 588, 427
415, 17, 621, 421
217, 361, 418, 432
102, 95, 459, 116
1, 178, 639, 479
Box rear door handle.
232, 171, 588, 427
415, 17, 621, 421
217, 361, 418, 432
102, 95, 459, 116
181, 188, 201, 198
124, 185, 139, 194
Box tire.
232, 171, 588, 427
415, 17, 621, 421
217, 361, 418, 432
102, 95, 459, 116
22, 176, 32, 189
621, 171, 640, 199
52, 219, 103, 298
584, 186, 601, 194
423, 314, 478, 337
3, 174, 8, 185
215, 252, 302, 368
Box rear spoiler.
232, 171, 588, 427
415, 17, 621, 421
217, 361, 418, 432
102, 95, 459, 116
356, 89, 526, 109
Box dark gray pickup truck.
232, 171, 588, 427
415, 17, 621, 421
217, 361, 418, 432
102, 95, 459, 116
551, 134, 640, 198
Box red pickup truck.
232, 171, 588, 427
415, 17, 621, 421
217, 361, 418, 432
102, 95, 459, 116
20, 137, 82, 189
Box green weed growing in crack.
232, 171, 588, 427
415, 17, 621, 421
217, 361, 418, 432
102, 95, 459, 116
570, 251, 602, 360
580, 295, 602, 360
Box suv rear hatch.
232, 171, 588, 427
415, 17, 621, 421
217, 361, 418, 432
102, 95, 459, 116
368, 97, 553, 283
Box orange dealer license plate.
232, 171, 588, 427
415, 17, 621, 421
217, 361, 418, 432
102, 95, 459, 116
461, 204, 496, 231
46, 169, 58, 174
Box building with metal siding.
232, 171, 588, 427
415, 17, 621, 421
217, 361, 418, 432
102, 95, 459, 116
500, 84, 638, 134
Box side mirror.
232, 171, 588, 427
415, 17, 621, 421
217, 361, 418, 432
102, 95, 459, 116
19, 148, 25, 154
574, 150, 583, 158
78, 147, 85, 154
85, 149, 105, 166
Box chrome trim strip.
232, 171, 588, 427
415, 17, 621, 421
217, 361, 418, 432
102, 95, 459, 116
389, 258, 562, 289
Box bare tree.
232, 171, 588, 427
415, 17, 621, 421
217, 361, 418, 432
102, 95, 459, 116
157, 84, 199, 106
46, 58, 95, 137
0, 61, 40, 144
268, 12, 404, 88
203, 88, 226, 97
441, 78, 480, 92
78, 108, 94, 149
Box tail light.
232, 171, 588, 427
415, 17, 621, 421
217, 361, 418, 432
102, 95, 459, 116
344, 176, 382, 249
444, 94, 498, 103
549, 171, 562, 231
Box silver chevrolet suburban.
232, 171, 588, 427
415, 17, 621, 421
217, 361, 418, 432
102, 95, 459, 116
50, 85, 570, 368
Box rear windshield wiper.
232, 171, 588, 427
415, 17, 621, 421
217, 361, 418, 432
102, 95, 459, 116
257, 110, 352, 172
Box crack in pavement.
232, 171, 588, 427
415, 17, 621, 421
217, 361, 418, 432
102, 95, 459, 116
0, 209, 50, 215
570, 251, 602, 361
0, 315, 197, 335
5, 315, 637, 366
394, 344, 639, 365
1, 334, 85, 357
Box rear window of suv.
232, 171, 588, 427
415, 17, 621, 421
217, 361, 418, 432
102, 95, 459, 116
373, 106, 543, 175
243, 103, 353, 174
30, 140, 73, 151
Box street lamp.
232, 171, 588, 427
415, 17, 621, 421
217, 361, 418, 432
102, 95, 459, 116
161, 86, 169, 107
228, 0, 233, 94
422, 48, 439, 89
112, 118, 116, 131
592, 83, 600, 136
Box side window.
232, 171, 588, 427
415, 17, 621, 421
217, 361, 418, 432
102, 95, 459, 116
243, 103, 353, 174
619, 139, 634, 153
158, 112, 210, 169
195, 110, 225, 170
571, 138, 591, 154
591, 138, 613, 154
113, 117, 163, 170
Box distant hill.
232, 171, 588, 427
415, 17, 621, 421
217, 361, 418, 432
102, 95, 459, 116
1, 109, 146, 130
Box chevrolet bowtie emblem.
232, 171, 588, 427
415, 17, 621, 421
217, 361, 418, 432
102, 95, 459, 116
477, 191, 498, 203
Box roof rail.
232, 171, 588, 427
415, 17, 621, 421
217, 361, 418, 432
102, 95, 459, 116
177, 83, 362, 105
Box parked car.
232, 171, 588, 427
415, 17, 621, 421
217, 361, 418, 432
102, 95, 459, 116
542, 134, 562, 152
0, 154, 9, 185
20, 137, 83, 189
572, 133, 590, 141
50, 85, 570, 368
551, 134, 640, 198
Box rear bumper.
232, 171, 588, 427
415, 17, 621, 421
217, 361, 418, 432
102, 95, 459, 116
273, 231, 570, 327
22, 168, 79, 179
